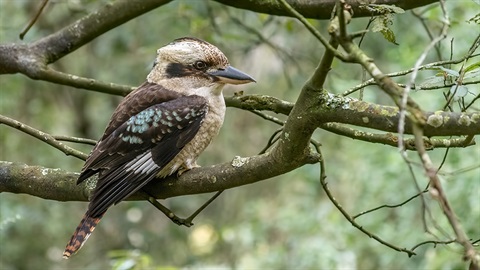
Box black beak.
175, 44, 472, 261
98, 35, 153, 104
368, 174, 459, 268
209, 66, 256, 85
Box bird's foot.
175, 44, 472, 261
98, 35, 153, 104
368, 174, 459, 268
143, 189, 224, 228
144, 194, 194, 227
177, 162, 201, 176
169, 215, 194, 227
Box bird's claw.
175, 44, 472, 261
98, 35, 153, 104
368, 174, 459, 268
171, 216, 194, 227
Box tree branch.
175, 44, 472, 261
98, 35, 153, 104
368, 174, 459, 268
412, 124, 479, 267
0, 147, 320, 201
35, 68, 134, 96
212, 0, 439, 20
0, 115, 88, 161
320, 123, 476, 150
0, 0, 173, 76
33, 0, 174, 64
230, 94, 480, 137
314, 141, 416, 257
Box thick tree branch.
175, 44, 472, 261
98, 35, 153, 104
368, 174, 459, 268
0, 148, 320, 201
34, 0, 174, 64
212, 0, 439, 20
0, 0, 440, 90
0, 0, 173, 76
0, 162, 87, 201
228, 94, 480, 137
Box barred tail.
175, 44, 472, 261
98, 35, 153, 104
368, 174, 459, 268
63, 213, 104, 259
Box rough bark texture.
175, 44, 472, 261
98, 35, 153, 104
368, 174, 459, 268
213, 0, 439, 19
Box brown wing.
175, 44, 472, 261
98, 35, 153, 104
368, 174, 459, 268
83, 94, 208, 217
76, 81, 209, 217
78, 82, 184, 183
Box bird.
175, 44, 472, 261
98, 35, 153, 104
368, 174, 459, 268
63, 37, 255, 259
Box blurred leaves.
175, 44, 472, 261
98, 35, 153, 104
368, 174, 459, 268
465, 61, 480, 73
450, 84, 469, 101
438, 66, 460, 77
109, 250, 159, 270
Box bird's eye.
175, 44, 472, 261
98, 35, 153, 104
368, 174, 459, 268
193, 61, 208, 70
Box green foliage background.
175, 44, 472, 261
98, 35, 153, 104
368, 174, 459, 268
0, 0, 479, 269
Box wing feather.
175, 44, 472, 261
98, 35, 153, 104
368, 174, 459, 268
78, 82, 184, 184
80, 89, 208, 217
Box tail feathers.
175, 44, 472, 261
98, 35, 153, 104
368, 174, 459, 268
63, 213, 104, 259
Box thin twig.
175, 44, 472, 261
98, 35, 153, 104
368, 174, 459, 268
259, 128, 283, 155
342, 52, 480, 96
145, 189, 225, 227
439, 163, 480, 176
345, 78, 480, 95
312, 141, 416, 257
411, 239, 457, 252
412, 124, 478, 266
437, 147, 450, 173
320, 123, 476, 150
277, 0, 348, 61
37, 67, 134, 96
53, 135, 97, 146
464, 93, 480, 111
0, 115, 87, 160
250, 110, 285, 125
19, 0, 49, 40
397, 0, 449, 156
353, 189, 429, 219
411, 10, 443, 60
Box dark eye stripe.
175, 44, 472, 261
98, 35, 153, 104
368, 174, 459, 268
165, 62, 213, 80
165, 63, 196, 78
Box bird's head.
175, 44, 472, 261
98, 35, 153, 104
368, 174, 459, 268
147, 37, 255, 94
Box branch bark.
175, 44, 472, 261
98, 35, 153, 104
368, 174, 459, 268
33, 0, 174, 65
212, 0, 439, 20
0, 150, 320, 201
0, 0, 173, 76
228, 94, 480, 137
0, 0, 439, 78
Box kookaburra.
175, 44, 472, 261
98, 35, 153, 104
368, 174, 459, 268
63, 37, 255, 259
